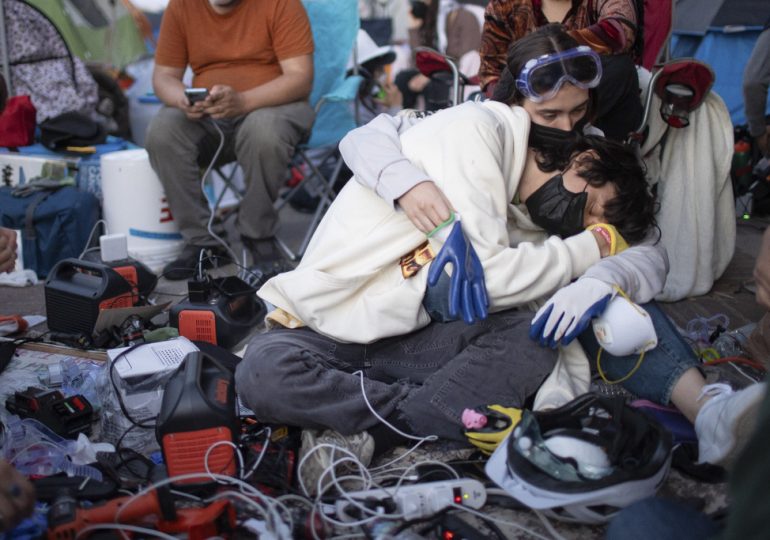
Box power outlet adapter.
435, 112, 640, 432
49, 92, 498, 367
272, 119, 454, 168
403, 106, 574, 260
99, 233, 128, 263
335, 479, 486, 522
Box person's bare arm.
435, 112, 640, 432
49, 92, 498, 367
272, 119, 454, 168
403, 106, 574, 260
203, 54, 313, 119
0, 228, 17, 273
152, 64, 206, 120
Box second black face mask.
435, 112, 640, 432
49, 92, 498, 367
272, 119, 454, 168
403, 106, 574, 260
525, 173, 587, 238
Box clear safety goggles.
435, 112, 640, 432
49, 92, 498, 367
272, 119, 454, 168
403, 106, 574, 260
508, 410, 614, 482
515, 46, 602, 103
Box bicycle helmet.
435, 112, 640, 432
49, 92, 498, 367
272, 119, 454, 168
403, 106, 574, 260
485, 393, 672, 524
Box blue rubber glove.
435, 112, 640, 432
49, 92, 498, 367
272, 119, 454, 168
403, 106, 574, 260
428, 220, 489, 324
529, 278, 614, 348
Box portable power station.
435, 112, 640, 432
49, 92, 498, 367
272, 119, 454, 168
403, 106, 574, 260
169, 276, 265, 350
81, 250, 157, 301
156, 350, 240, 488
44, 258, 135, 335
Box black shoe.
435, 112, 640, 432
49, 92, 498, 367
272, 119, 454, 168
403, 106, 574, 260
162, 244, 228, 280
248, 258, 295, 287
241, 236, 294, 286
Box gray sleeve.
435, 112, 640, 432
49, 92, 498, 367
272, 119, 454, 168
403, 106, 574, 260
743, 28, 770, 137
338, 113, 433, 207
580, 238, 669, 303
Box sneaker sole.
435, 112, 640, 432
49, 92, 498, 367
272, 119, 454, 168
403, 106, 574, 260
718, 385, 765, 468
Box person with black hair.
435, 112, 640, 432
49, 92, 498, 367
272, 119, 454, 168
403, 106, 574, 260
338, 24, 764, 467
479, 0, 643, 140
235, 26, 664, 482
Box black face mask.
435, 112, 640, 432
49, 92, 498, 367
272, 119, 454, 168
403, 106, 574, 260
528, 122, 580, 153
525, 173, 587, 238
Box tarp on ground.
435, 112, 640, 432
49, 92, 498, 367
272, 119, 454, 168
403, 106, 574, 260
671, 0, 770, 126
25, 0, 148, 69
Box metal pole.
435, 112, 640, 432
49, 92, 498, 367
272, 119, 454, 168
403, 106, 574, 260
0, 0, 12, 94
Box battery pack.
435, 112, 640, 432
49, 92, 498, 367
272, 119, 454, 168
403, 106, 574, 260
156, 350, 239, 488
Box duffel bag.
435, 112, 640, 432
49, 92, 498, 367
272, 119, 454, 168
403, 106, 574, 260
0, 185, 100, 277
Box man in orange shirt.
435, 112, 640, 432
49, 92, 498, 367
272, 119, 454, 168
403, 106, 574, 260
146, 0, 315, 280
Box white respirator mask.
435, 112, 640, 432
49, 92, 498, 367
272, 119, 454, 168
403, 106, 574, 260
592, 295, 658, 357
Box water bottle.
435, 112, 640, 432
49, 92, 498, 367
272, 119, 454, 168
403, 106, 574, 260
732, 139, 753, 191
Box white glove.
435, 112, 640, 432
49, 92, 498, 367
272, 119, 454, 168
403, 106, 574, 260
529, 278, 615, 347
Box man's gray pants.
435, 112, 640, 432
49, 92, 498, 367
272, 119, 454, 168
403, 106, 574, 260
145, 103, 314, 246
235, 309, 557, 442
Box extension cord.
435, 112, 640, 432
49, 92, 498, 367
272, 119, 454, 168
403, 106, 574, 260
335, 478, 486, 522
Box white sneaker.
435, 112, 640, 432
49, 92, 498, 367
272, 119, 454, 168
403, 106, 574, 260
694, 382, 766, 466
297, 429, 375, 496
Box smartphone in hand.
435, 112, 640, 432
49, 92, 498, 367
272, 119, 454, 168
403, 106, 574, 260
185, 87, 209, 104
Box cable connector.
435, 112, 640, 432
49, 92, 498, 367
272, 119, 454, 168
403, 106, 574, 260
335, 479, 486, 522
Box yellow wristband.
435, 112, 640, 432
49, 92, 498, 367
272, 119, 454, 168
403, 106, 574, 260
587, 223, 629, 255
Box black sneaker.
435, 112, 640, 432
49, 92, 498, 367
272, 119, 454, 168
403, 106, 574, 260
241, 236, 294, 286
162, 244, 229, 280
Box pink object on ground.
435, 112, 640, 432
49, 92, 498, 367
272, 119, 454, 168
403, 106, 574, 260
461, 408, 488, 429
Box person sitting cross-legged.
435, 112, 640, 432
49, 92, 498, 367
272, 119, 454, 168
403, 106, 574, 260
235, 25, 673, 493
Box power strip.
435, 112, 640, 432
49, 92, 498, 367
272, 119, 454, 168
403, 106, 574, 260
335, 479, 486, 522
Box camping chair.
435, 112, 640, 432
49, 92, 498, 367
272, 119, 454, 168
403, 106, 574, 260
629, 52, 734, 301
630, 58, 715, 142
274, 0, 362, 261
413, 47, 480, 108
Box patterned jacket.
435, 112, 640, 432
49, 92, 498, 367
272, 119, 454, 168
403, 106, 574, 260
479, 0, 639, 91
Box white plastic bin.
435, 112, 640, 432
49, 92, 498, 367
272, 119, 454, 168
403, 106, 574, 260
100, 149, 184, 272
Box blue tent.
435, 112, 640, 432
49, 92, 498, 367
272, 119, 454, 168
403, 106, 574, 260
671, 0, 770, 126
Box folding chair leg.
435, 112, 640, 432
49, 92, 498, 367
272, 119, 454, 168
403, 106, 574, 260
296, 154, 345, 256
276, 147, 344, 261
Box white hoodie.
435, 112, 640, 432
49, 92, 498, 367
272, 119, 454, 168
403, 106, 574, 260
260, 101, 642, 408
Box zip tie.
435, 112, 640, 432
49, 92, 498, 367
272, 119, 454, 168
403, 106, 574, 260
426, 212, 456, 238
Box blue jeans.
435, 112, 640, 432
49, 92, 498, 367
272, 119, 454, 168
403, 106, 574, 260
235, 309, 558, 441
605, 497, 721, 540
579, 301, 700, 405
426, 274, 699, 406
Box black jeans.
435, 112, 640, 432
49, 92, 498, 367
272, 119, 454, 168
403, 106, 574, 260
235, 309, 557, 442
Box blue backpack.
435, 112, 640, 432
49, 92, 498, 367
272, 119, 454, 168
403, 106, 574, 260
0, 186, 100, 277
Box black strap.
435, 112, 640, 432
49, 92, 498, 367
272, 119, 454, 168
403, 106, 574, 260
23, 191, 52, 240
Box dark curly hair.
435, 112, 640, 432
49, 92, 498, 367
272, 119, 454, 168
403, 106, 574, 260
566, 135, 658, 244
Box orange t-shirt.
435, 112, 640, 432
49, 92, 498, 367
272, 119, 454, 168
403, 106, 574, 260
155, 0, 314, 93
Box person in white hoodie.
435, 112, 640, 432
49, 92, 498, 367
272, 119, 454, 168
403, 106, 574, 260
235, 26, 763, 480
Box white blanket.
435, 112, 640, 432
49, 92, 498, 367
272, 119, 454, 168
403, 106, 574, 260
641, 91, 736, 302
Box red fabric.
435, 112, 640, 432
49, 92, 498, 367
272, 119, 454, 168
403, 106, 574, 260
654, 60, 715, 112
642, 0, 673, 69
0, 96, 36, 147
416, 50, 453, 77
